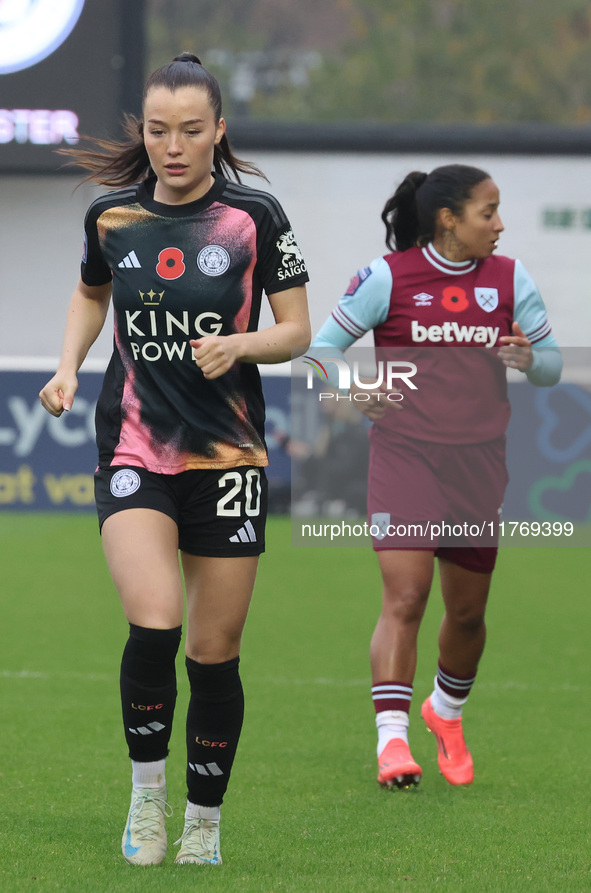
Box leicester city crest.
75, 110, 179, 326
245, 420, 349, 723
110, 469, 141, 498
197, 245, 231, 277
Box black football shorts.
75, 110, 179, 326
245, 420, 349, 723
94, 465, 268, 557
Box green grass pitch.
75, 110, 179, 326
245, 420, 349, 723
0, 513, 589, 892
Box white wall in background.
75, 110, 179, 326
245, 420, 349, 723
1, 152, 589, 366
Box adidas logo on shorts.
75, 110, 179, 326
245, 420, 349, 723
229, 520, 257, 543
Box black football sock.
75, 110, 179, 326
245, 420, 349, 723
185, 656, 244, 807
120, 623, 182, 762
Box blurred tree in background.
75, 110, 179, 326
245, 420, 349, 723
147, 0, 591, 124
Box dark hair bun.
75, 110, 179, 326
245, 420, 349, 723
173, 52, 202, 65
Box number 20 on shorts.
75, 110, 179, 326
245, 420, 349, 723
217, 469, 261, 517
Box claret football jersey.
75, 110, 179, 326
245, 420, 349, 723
81, 173, 309, 472
314, 243, 556, 443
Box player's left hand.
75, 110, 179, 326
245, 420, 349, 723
191, 335, 241, 379
498, 321, 533, 372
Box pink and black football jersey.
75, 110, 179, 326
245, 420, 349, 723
314, 243, 557, 444
82, 173, 308, 472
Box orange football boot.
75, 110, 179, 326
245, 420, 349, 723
377, 738, 422, 790
421, 696, 474, 785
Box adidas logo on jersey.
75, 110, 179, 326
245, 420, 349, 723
229, 520, 257, 543
118, 250, 141, 269
411, 320, 500, 348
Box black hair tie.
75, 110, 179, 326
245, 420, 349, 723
173, 52, 202, 65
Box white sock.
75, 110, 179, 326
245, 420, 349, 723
131, 758, 166, 790
376, 709, 409, 755
430, 679, 467, 720
185, 802, 220, 823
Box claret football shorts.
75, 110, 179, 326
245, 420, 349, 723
367, 428, 508, 574
94, 465, 268, 557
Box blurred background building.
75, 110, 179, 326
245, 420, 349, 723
2, 0, 591, 361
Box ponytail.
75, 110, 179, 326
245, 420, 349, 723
213, 132, 267, 183
382, 164, 491, 252
61, 52, 266, 187
381, 171, 428, 251
59, 115, 151, 188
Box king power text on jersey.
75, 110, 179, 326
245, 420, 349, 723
125, 309, 223, 363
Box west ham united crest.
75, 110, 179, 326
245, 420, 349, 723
475, 287, 499, 312
371, 512, 391, 540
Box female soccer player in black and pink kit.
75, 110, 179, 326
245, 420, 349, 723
39, 54, 310, 866
311, 165, 561, 790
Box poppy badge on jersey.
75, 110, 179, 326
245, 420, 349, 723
475, 288, 499, 312
197, 245, 231, 277
110, 469, 142, 498
441, 286, 469, 313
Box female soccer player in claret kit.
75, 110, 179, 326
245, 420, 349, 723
40, 53, 310, 866
311, 164, 561, 791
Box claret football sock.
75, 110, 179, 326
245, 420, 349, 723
372, 681, 413, 751
371, 681, 413, 714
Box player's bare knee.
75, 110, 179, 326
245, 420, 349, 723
186, 636, 242, 665
446, 607, 486, 634
383, 584, 430, 625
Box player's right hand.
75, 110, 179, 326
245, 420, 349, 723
39, 373, 78, 416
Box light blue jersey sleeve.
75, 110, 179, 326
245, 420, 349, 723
513, 260, 562, 386
311, 257, 392, 389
